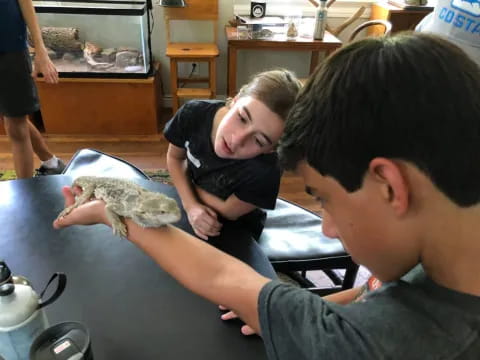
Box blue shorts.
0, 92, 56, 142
0, 49, 40, 118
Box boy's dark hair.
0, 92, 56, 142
278, 32, 480, 207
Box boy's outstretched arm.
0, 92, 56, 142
17, 0, 58, 83
127, 221, 269, 333
220, 282, 366, 335
53, 186, 269, 334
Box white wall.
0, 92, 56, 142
150, 0, 372, 102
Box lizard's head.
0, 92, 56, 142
72, 176, 100, 189
132, 193, 181, 227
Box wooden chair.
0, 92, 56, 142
348, 19, 392, 42
164, 0, 219, 113
297, 20, 392, 85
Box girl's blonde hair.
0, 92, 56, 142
227, 69, 302, 121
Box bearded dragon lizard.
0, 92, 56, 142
57, 176, 181, 237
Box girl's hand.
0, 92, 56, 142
53, 186, 111, 229
33, 49, 59, 84
186, 203, 222, 240
219, 305, 257, 336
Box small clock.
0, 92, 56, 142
250, 1, 266, 18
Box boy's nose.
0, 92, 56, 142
321, 211, 339, 239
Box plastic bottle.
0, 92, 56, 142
313, 0, 328, 40
0, 261, 66, 360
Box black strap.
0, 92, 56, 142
38, 272, 67, 310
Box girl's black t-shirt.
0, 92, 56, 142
164, 100, 281, 210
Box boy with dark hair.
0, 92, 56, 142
54, 32, 480, 359
0, 0, 65, 178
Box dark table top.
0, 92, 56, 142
0, 175, 267, 360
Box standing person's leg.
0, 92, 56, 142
28, 119, 54, 161
3, 115, 34, 178
29, 118, 65, 175
0, 50, 40, 178
0, 50, 65, 177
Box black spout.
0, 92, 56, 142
0, 260, 12, 285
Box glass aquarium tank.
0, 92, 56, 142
33, 0, 152, 78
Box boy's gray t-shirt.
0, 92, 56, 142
259, 267, 480, 359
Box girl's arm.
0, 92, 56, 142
17, 0, 58, 83
167, 144, 222, 239
323, 285, 366, 305
196, 187, 257, 221
166, 143, 199, 211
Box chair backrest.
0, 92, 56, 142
348, 19, 392, 42
258, 197, 359, 293
62, 148, 149, 180
164, 0, 218, 44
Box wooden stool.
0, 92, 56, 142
164, 0, 219, 113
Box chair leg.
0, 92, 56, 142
170, 58, 179, 113
285, 271, 316, 288
209, 58, 216, 99
342, 262, 360, 290
323, 269, 343, 286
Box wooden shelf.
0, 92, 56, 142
36, 64, 163, 135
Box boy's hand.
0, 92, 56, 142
33, 49, 59, 84
186, 204, 222, 240
53, 186, 111, 229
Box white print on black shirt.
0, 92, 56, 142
185, 141, 201, 168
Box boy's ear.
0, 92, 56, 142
368, 158, 409, 216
